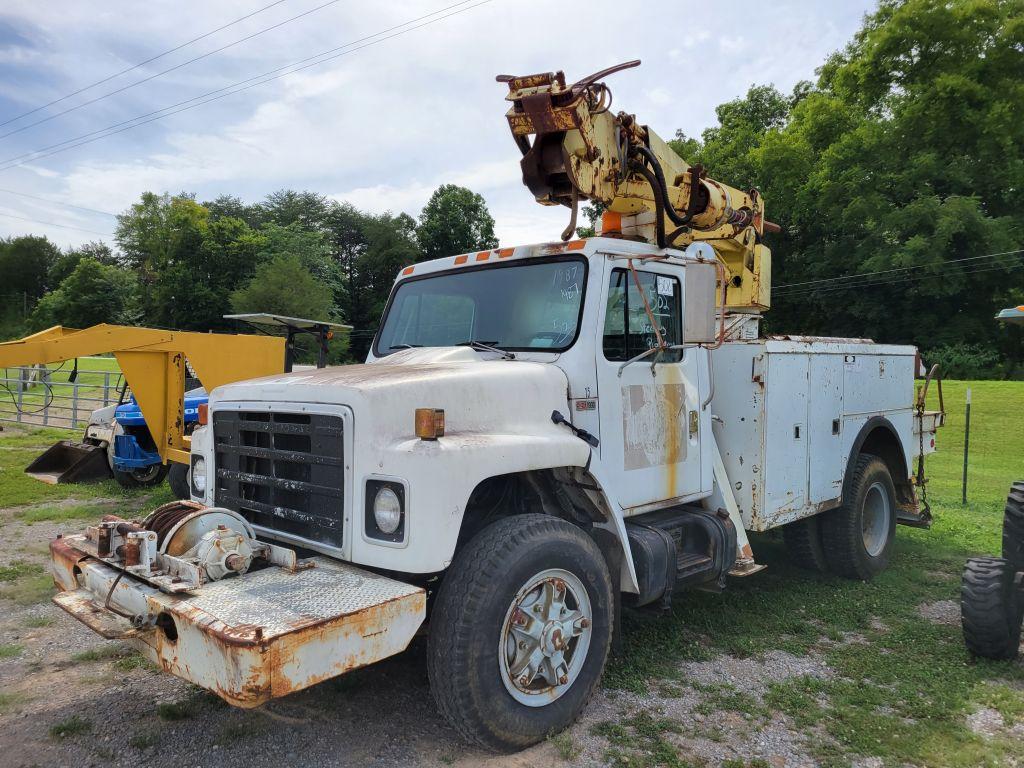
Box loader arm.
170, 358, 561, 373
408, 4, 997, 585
499, 60, 776, 311
0, 324, 285, 464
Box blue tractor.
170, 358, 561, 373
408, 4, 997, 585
110, 386, 207, 498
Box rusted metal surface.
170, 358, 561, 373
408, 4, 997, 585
49, 550, 426, 708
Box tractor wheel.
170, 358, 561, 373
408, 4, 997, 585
821, 454, 897, 580
961, 556, 1022, 660
167, 463, 190, 500
427, 514, 613, 752
113, 462, 169, 489
783, 515, 828, 571
1003, 482, 1024, 572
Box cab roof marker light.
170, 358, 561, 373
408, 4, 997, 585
476, 251, 490, 261
566, 239, 587, 250
402, 266, 415, 276
454, 254, 469, 265
498, 248, 515, 258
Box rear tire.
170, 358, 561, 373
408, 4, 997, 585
783, 515, 828, 571
1003, 482, 1024, 572
167, 463, 190, 500
961, 556, 1022, 660
821, 454, 896, 580
113, 462, 169, 489
427, 514, 613, 752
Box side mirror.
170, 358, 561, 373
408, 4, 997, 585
682, 260, 718, 344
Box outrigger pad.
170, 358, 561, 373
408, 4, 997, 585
25, 440, 111, 485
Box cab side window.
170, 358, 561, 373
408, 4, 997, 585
602, 269, 683, 363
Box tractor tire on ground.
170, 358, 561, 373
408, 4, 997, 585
1003, 481, 1024, 572
167, 463, 190, 500
427, 513, 613, 752
961, 556, 1022, 660
783, 515, 828, 571
113, 462, 169, 490
821, 454, 897, 580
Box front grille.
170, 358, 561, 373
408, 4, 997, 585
213, 410, 345, 548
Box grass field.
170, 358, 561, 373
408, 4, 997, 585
602, 380, 1024, 767
0, 380, 1021, 766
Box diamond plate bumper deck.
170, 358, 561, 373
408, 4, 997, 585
50, 537, 426, 707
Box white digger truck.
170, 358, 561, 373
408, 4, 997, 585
46, 63, 943, 750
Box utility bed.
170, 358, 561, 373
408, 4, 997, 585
710, 338, 939, 531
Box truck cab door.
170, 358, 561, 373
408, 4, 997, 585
595, 263, 704, 512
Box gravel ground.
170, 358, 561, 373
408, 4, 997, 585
1, 516, 835, 768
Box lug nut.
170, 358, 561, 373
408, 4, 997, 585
577, 617, 591, 628
559, 675, 569, 685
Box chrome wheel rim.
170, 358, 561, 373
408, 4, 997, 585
862, 481, 891, 557
498, 568, 592, 707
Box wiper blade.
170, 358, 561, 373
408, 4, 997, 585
389, 343, 422, 350
456, 340, 515, 359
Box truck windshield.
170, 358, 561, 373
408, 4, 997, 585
375, 258, 587, 354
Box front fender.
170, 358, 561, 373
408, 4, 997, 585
348, 430, 592, 573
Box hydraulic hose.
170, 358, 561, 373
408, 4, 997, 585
630, 160, 667, 248
632, 144, 692, 228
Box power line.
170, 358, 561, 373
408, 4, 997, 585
0, 0, 292, 129
0, 188, 117, 217
774, 248, 1024, 292
0, 211, 113, 237
775, 257, 1024, 300
0, 0, 493, 173
0, 0, 343, 141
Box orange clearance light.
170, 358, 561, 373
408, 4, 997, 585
601, 210, 622, 234
198, 403, 209, 425
454, 254, 469, 265
415, 408, 445, 440
402, 266, 415, 276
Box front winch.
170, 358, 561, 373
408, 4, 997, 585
75, 501, 302, 593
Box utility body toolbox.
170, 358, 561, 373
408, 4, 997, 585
710, 338, 939, 532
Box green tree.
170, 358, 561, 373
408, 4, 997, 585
230, 253, 344, 362
48, 241, 116, 288
673, 0, 1024, 374
417, 184, 498, 261
30, 258, 138, 330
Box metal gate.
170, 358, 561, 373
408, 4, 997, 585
0, 359, 123, 431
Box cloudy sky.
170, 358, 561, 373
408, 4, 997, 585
0, 0, 874, 249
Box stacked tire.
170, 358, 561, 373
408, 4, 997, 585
961, 482, 1024, 660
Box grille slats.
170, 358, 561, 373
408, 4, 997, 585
213, 410, 345, 548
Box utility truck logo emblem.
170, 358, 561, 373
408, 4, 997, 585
575, 399, 596, 411
621, 383, 686, 470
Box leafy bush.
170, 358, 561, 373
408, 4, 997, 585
925, 343, 1004, 380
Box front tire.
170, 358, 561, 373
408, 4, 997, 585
167, 463, 190, 500
821, 454, 896, 580
427, 514, 613, 752
113, 462, 169, 489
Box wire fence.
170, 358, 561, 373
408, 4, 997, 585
0, 363, 124, 431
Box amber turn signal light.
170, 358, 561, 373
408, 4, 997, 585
198, 403, 209, 425
415, 408, 445, 440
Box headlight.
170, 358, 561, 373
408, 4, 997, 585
191, 456, 207, 495
373, 486, 402, 534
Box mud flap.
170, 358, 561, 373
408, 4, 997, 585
25, 440, 110, 484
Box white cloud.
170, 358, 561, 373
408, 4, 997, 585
0, 0, 875, 248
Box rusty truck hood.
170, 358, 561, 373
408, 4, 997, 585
208, 347, 572, 440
